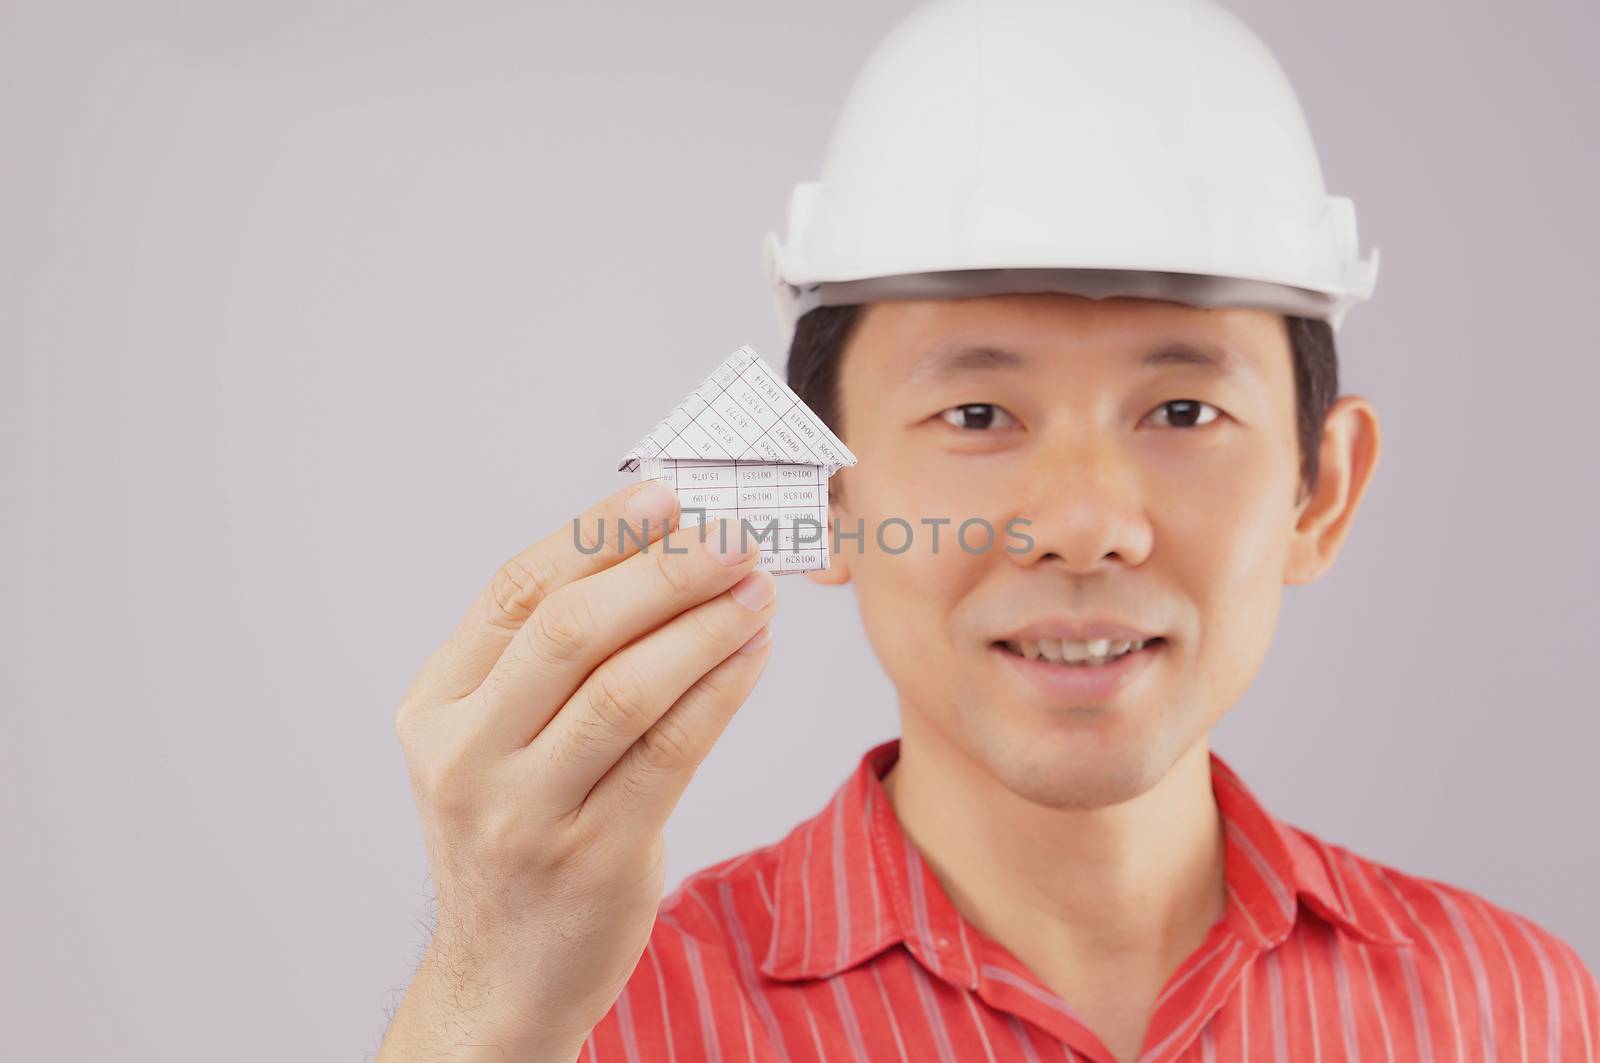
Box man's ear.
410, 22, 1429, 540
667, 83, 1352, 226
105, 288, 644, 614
1285, 394, 1381, 585
806, 497, 853, 586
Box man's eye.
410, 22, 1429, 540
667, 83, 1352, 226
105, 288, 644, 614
1146, 399, 1221, 428
938, 403, 1017, 430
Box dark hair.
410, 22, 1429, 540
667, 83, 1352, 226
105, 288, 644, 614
787, 303, 1338, 502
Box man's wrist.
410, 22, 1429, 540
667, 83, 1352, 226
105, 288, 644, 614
379, 936, 588, 1063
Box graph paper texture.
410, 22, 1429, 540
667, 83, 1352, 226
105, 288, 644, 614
634, 458, 829, 573
618, 346, 857, 574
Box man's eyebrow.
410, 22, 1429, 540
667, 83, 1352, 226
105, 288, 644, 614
904, 344, 1027, 382
904, 339, 1251, 381
1140, 342, 1248, 375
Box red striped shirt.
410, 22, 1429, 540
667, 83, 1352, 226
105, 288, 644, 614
581, 738, 1599, 1062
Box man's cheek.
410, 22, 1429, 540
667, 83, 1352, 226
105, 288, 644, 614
1164, 466, 1286, 568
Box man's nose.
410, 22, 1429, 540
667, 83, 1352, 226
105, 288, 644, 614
1006, 429, 1155, 573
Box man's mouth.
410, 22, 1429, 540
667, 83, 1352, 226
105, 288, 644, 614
995, 637, 1166, 667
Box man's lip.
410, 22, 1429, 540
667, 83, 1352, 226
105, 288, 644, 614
991, 638, 1162, 703
993, 620, 1163, 644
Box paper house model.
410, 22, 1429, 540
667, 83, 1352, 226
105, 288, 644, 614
618, 345, 858, 574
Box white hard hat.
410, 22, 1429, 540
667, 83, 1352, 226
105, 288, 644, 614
762, 0, 1379, 339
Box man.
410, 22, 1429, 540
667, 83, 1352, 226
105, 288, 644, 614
378, 2, 1599, 1061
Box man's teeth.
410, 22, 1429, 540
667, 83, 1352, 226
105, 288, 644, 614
1007, 638, 1151, 665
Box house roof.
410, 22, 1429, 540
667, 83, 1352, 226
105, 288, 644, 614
617, 345, 858, 475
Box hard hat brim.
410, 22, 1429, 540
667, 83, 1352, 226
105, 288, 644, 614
794, 267, 1339, 322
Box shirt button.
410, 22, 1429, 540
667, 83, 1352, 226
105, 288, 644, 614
937, 936, 950, 947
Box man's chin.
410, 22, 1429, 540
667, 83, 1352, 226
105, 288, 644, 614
963, 709, 1171, 811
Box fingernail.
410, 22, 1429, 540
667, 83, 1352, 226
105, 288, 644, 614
738, 625, 772, 654
625, 480, 677, 527
729, 569, 776, 611
707, 519, 753, 565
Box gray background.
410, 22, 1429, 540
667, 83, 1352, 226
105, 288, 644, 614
5, 1, 1596, 1059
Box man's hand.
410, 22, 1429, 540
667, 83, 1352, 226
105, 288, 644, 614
378, 482, 776, 1062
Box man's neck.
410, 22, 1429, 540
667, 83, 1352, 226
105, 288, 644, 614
879, 715, 1228, 977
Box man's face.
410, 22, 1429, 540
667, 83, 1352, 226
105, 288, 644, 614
817, 292, 1335, 809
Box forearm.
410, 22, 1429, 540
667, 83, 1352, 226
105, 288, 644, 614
377, 938, 586, 1063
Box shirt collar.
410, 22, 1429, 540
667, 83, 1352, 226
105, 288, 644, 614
759, 737, 1412, 986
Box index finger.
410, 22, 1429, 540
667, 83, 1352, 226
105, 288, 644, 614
408, 479, 681, 706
